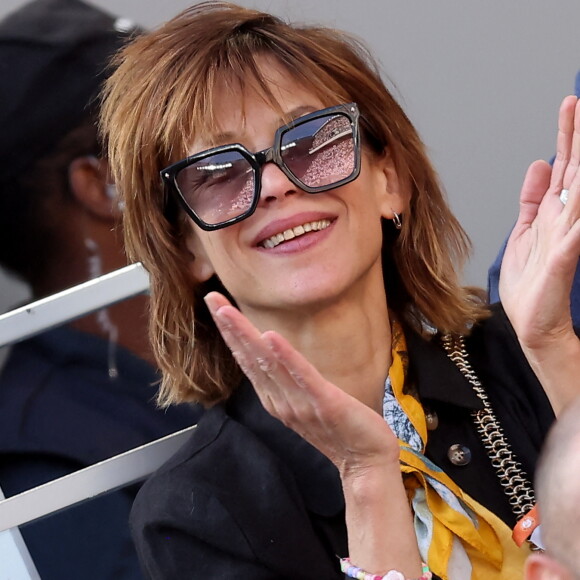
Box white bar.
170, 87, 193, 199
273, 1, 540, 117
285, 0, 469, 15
0, 263, 149, 348
0, 489, 40, 580
0, 426, 195, 532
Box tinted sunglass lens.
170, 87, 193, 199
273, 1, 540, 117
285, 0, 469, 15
176, 150, 255, 226
281, 114, 355, 190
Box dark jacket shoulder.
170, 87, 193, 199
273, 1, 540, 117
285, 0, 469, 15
131, 389, 347, 579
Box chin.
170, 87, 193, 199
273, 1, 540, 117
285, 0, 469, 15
255, 277, 358, 314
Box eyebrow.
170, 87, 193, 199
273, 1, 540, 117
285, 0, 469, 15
210, 105, 319, 146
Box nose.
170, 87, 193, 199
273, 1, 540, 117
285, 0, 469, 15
259, 162, 299, 204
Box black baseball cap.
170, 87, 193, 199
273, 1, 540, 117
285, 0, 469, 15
0, 0, 139, 181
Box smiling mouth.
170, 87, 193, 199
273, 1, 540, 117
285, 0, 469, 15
259, 219, 332, 249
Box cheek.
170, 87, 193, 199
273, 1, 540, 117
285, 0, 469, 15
354, 174, 389, 220
184, 229, 205, 261
185, 225, 252, 287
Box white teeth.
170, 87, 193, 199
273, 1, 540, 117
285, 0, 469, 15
261, 219, 331, 248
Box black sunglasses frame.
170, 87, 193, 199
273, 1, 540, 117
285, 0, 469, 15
161, 102, 361, 231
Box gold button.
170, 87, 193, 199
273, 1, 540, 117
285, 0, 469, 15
425, 410, 438, 430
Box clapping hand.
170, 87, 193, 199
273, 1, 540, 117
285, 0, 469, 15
204, 291, 422, 573
500, 96, 580, 346
500, 96, 580, 412
204, 291, 400, 475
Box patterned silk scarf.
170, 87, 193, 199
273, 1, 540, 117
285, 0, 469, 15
383, 322, 529, 580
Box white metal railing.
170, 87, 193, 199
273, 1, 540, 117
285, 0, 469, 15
0, 262, 197, 579
0, 425, 195, 532
0, 263, 149, 348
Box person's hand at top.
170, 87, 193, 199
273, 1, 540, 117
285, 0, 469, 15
500, 95, 580, 414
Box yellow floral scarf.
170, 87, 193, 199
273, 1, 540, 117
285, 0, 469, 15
388, 322, 529, 580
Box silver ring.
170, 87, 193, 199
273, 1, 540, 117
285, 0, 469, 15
560, 188, 569, 205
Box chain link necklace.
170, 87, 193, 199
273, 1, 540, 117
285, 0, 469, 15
441, 333, 536, 520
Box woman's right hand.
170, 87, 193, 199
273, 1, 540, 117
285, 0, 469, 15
204, 291, 400, 476
204, 291, 423, 576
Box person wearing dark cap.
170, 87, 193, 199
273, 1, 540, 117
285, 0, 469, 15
0, 1, 200, 578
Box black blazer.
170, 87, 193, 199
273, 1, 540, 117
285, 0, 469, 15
131, 305, 555, 579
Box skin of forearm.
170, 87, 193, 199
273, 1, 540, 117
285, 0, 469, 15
341, 461, 423, 577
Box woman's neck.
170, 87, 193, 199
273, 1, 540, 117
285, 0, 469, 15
241, 277, 393, 412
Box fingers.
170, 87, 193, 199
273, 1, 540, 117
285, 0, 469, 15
204, 292, 288, 414
517, 97, 580, 233
557, 106, 580, 245
563, 98, 580, 191
550, 95, 578, 193
550, 96, 580, 211
559, 153, 580, 258
515, 97, 578, 233
516, 160, 551, 228
262, 330, 335, 400
204, 292, 335, 424
204, 291, 232, 311
204, 292, 325, 394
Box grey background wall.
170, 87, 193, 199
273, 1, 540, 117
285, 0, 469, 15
1, 0, 579, 315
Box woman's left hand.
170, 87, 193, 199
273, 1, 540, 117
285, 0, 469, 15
500, 95, 580, 412
500, 96, 580, 345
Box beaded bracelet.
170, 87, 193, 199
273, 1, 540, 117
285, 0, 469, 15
339, 557, 432, 580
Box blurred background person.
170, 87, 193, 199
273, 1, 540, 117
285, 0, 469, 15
525, 396, 580, 580
0, 0, 200, 578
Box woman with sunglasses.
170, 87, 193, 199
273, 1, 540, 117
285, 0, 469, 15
100, 3, 580, 579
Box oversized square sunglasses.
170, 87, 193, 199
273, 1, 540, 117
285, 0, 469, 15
161, 102, 361, 231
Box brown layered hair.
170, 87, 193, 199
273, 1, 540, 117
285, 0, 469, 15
100, 1, 487, 407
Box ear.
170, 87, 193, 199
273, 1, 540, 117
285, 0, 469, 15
184, 231, 216, 283
374, 149, 410, 221
69, 156, 119, 221
525, 553, 574, 579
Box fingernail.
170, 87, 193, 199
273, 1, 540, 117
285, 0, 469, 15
203, 292, 219, 312
204, 295, 229, 328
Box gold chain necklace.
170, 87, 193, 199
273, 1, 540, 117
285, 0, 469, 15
440, 333, 535, 520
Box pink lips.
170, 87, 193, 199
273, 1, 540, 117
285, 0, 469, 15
253, 212, 336, 252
